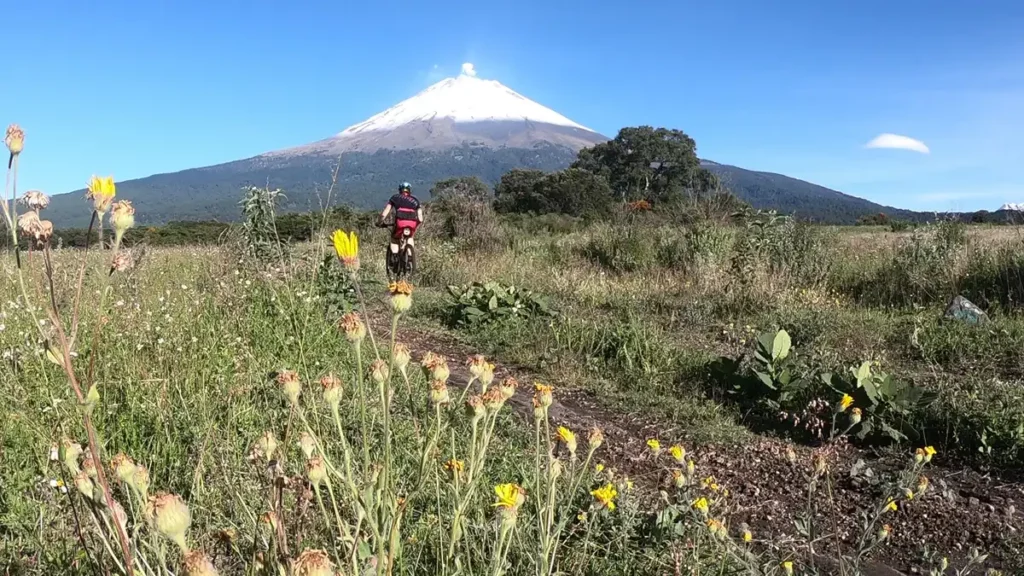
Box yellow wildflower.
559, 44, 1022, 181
595, 463, 605, 474
886, 498, 897, 512
331, 230, 359, 272
646, 439, 661, 454
741, 526, 753, 542
923, 445, 936, 463
702, 476, 720, 492
534, 383, 553, 408
443, 459, 465, 481
86, 175, 116, 214
839, 394, 854, 412
782, 561, 794, 575
493, 483, 526, 512
590, 483, 618, 511
706, 518, 726, 539
691, 497, 709, 515
556, 426, 577, 455
388, 280, 413, 313
668, 444, 685, 463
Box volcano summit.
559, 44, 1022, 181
44, 67, 610, 227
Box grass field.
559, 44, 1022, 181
2, 194, 1023, 575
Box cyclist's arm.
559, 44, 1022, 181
380, 204, 392, 222
416, 207, 424, 223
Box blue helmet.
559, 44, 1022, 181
399, 182, 412, 193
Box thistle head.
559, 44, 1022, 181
498, 376, 518, 400
429, 380, 450, 407
276, 370, 301, 406
21, 190, 50, 211
182, 550, 220, 576
392, 343, 411, 372
5, 124, 24, 155
110, 453, 137, 484
339, 313, 366, 343
369, 359, 390, 384
298, 432, 316, 459
146, 493, 191, 551
110, 200, 135, 237
306, 456, 327, 488
319, 374, 343, 410
293, 549, 335, 576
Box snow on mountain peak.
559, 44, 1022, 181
1000, 203, 1024, 212
336, 72, 593, 137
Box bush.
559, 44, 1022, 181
427, 176, 503, 251
445, 281, 554, 326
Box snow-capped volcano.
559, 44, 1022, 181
268, 69, 607, 156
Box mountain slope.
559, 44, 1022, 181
701, 161, 923, 223
43, 72, 928, 227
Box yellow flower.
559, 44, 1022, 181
331, 229, 360, 271
742, 527, 752, 542
904, 489, 914, 500
923, 446, 936, 463
706, 518, 726, 539
388, 280, 413, 313
493, 483, 526, 512
646, 439, 661, 454
668, 444, 685, 463
839, 394, 854, 412
886, 498, 898, 512
444, 459, 465, 480
782, 561, 794, 575
691, 497, 709, 515
595, 463, 605, 474
701, 476, 720, 492
590, 483, 618, 511
556, 426, 577, 455
86, 175, 117, 213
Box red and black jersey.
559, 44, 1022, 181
389, 194, 421, 222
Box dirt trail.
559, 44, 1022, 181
368, 313, 1023, 574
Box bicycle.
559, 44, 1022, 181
377, 220, 416, 281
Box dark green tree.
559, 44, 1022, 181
493, 169, 547, 214
532, 169, 615, 218
572, 126, 718, 203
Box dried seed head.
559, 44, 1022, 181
319, 374, 343, 409
549, 458, 563, 480
5, 124, 24, 155
369, 359, 390, 384
339, 313, 366, 343
672, 469, 686, 489
392, 344, 411, 372
81, 455, 98, 479
482, 388, 505, 412
499, 376, 518, 400
146, 493, 191, 551
110, 453, 137, 484
130, 464, 151, 498
429, 380, 450, 407
588, 428, 605, 451
293, 549, 335, 576
61, 439, 83, 475
21, 190, 50, 211
276, 370, 301, 406
850, 407, 862, 425
17, 211, 42, 238
466, 395, 486, 422
298, 432, 316, 459
467, 355, 488, 379
74, 471, 95, 500
306, 456, 327, 488
182, 550, 220, 576
255, 432, 278, 461
111, 251, 134, 273
110, 200, 135, 236
480, 362, 495, 388
421, 352, 450, 382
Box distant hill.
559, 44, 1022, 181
700, 161, 924, 224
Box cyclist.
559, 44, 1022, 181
378, 182, 424, 272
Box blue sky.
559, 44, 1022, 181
3, 0, 1022, 212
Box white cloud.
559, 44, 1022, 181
864, 133, 930, 154
460, 62, 477, 77
914, 190, 1003, 202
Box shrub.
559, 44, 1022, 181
427, 176, 503, 251
445, 281, 554, 326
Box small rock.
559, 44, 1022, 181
986, 504, 996, 513
969, 496, 981, 508
943, 295, 988, 324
